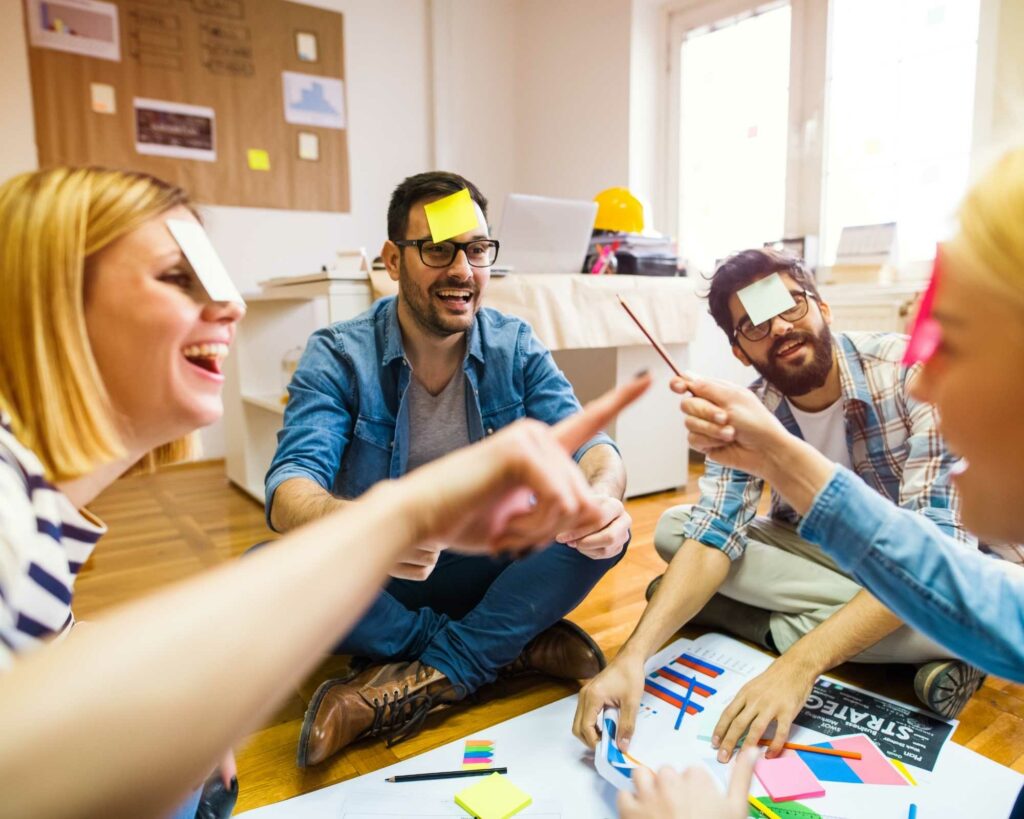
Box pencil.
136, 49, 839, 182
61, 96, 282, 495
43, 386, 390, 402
617, 295, 684, 378
756, 739, 862, 760
748, 795, 782, 819
385, 766, 508, 783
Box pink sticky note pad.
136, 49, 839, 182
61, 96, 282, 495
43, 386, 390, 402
903, 249, 942, 365
754, 755, 825, 802
828, 735, 908, 786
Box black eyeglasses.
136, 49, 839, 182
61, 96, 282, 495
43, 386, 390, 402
394, 238, 500, 269
735, 291, 819, 342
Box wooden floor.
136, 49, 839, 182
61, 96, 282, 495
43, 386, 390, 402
79, 460, 1024, 813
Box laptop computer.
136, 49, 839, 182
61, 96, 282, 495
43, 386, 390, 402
497, 193, 598, 274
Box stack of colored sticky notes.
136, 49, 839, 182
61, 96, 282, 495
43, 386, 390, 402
462, 738, 495, 770
454, 772, 532, 819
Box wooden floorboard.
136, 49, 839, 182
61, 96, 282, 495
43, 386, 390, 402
77, 459, 1024, 812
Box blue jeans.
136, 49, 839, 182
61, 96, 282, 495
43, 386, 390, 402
335, 540, 625, 692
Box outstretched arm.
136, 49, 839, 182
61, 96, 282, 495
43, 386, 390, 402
0, 376, 649, 819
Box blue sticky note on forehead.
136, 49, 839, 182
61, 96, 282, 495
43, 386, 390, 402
736, 273, 797, 326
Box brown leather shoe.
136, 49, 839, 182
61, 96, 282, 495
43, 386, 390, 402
501, 620, 607, 681
297, 660, 464, 767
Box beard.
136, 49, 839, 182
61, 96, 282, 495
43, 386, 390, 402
397, 257, 479, 338
748, 325, 835, 397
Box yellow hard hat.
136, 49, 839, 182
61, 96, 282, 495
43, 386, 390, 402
593, 187, 643, 233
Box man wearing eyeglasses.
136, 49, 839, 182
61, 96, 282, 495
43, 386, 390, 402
266, 171, 629, 767
573, 248, 982, 757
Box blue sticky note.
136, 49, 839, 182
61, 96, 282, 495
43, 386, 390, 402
795, 743, 862, 784
736, 273, 797, 326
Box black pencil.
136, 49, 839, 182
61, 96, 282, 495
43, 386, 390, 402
386, 767, 508, 783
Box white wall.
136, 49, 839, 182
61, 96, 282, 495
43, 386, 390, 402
514, 0, 632, 200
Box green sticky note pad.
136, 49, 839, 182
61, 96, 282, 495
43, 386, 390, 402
454, 772, 532, 819
747, 796, 822, 818
736, 273, 797, 327
424, 188, 479, 243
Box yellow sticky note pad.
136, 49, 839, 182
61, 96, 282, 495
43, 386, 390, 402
247, 149, 271, 171
424, 188, 479, 243
454, 772, 532, 819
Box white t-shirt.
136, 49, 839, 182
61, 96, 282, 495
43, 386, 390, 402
785, 398, 853, 471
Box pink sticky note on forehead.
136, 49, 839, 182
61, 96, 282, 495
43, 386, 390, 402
903, 249, 942, 365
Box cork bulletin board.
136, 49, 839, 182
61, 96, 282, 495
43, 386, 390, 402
24, 0, 350, 211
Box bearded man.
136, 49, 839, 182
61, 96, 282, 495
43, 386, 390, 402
572, 249, 983, 762
267, 172, 630, 767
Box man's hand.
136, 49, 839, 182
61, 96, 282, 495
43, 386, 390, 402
572, 653, 646, 750
399, 374, 651, 557
670, 375, 790, 476
389, 541, 446, 581
712, 656, 819, 762
555, 495, 631, 559
617, 747, 758, 819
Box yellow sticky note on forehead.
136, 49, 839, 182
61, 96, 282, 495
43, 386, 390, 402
454, 772, 532, 819
736, 273, 797, 326
424, 188, 480, 243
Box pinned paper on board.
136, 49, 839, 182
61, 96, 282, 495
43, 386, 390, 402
247, 149, 271, 171
737, 273, 798, 327
902, 249, 942, 365
454, 772, 532, 819
424, 188, 480, 243
297, 131, 320, 161
754, 755, 825, 802
90, 82, 116, 114
166, 220, 245, 306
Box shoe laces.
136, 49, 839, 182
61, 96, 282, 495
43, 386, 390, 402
368, 680, 467, 748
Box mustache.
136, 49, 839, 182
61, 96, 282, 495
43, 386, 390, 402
770, 331, 814, 359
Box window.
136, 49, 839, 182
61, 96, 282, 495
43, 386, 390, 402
675, 3, 792, 275
820, 0, 981, 264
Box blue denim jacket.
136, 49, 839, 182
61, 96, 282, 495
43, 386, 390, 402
265, 296, 615, 525
800, 465, 1024, 682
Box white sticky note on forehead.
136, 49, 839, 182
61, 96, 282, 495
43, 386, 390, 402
736, 273, 796, 326
166, 220, 245, 306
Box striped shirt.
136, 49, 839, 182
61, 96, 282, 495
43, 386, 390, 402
683, 332, 975, 560
0, 415, 105, 671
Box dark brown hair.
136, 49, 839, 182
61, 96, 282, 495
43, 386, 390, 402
386, 171, 488, 241
705, 248, 819, 343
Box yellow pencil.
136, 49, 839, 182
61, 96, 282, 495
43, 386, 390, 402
748, 795, 782, 819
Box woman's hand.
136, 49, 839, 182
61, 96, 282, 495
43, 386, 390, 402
671, 374, 790, 477
617, 747, 758, 819
397, 374, 651, 556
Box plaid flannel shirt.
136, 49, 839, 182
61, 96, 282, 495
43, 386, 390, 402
683, 331, 975, 560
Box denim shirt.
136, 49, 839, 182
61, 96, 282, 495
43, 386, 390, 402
800, 466, 1024, 682
265, 296, 615, 526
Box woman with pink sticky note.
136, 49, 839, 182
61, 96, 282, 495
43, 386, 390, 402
642, 148, 1024, 817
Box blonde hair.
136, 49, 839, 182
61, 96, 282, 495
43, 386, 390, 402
0, 167, 197, 482
947, 148, 1024, 309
